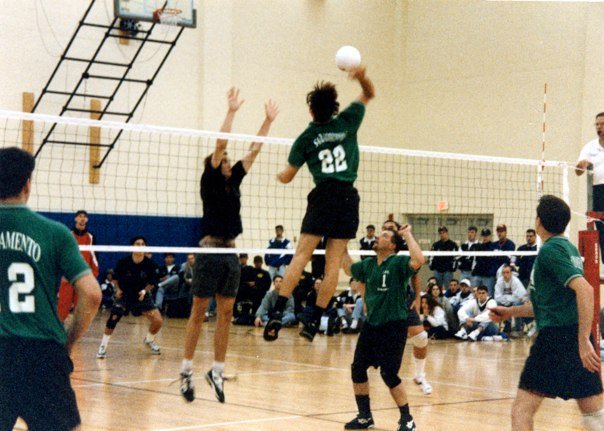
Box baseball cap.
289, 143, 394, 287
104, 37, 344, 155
496, 224, 507, 232
438, 225, 448, 232
481, 228, 492, 236
460, 279, 471, 286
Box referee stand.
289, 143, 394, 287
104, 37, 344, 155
581, 213, 603, 370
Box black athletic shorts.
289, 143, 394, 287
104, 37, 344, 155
112, 293, 157, 317
0, 338, 80, 431
301, 180, 360, 239
352, 320, 409, 371
519, 325, 603, 400
192, 253, 240, 298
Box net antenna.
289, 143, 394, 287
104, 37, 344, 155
537, 83, 547, 200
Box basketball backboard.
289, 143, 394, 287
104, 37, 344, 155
114, 0, 196, 28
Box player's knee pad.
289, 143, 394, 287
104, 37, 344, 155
411, 330, 428, 349
380, 368, 402, 389
105, 311, 123, 329
582, 409, 604, 431
351, 363, 368, 384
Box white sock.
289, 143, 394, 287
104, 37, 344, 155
213, 361, 225, 379
181, 359, 193, 374
145, 332, 155, 343
101, 334, 111, 347
414, 356, 426, 380
582, 409, 604, 431
350, 319, 358, 329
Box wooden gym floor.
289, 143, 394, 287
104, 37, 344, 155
13, 310, 599, 431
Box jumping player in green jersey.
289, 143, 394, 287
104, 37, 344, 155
490, 195, 603, 431
0, 147, 101, 431
346, 225, 425, 431
264, 66, 375, 342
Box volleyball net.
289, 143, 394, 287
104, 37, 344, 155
0, 109, 575, 263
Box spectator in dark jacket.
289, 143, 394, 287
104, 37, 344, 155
264, 225, 293, 280
429, 226, 458, 289
516, 229, 537, 288
471, 228, 498, 296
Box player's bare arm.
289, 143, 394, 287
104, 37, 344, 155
569, 276, 600, 373
212, 87, 244, 169
65, 273, 101, 353
348, 66, 375, 105
277, 164, 299, 184
399, 224, 425, 271
241, 99, 279, 172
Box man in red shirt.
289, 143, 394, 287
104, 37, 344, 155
57, 210, 99, 321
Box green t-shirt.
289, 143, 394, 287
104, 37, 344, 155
287, 101, 365, 185
529, 235, 583, 330
351, 254, 413, 326
0, 204, 91, 345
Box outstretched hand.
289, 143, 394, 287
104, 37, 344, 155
347, 66, 366, 81
265, 99, 279, 122
488, 306, 511, 323
227, 87, 244, 112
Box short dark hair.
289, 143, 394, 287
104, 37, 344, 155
239, 253, 248, 259
275, 225, 284, 230
366, 224, 375, 230
382, 219, 401, 230
476, 285, 488, 293
163, 252, 174, 258
0, 147, 35, 199
253, 255, 263, 263
596, 112, 604, 119
75, 210, 89, 217
449, 278, 459, 284
536, 195, 570, 234
526, 229, 536, 235
306, 81, 339, 123
349, 277, 356, 285
468, 226, 477, 232
130, 235, 147, 245
273, 275, 283, 282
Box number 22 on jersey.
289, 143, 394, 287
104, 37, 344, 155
318, 144, 348, 174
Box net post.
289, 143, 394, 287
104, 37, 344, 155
89, 99, 101, 184
21, 92, 34, 154
578, 229, 601, 363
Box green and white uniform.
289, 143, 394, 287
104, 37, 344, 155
0, 204, 91, 345
351, 254, 413, 325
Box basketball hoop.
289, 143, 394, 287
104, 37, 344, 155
153, 7, 182, 26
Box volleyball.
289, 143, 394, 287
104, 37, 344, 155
335, 45, 361, 71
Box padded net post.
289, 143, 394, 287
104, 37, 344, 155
578, 228, 601, 364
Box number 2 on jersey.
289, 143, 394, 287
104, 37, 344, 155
318, 144, 348, 174
6, 263, 35, 313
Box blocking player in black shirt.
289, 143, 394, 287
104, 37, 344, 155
96, 236, 163, 358
179, 88, 279, 403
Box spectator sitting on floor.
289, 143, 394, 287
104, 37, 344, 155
494, 264, 527, 337
453, 279, 474, 314
155, 253, 181, 311
455, 285, 499, 341
254, 275, 296, 328
428, 280, 458, 331
334, 277, 365, 333
421, 295, 452, 339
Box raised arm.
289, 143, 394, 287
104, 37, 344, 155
348, 66, 375, 105
65, 273, 101, 353
241, 99, 279, 172
211, 87, 244, 169
399, 224, 425, 271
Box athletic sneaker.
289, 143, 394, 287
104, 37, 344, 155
263, 311, 283, 341
179, 371, 195, 402
468, 329, 480, 341
144, 339, 161, 355
454, 328, 468, 340
344, 415, 374, 429
299, 319, 319, 342
205, 369, 225, 403
396, 416, 416, 431
481, 336, 494, 341
96, 344, 107, 359
413, 375, 433, 395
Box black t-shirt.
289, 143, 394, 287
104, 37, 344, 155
115, 256, 159, 302
200, 159, 247, 239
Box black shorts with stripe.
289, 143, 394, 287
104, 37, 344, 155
519, 325, 603, 400
301, 180, 360, 239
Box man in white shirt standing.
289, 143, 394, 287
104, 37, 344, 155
576, 112, 604, 275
